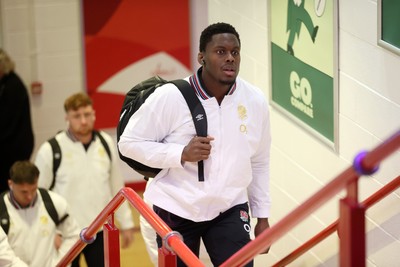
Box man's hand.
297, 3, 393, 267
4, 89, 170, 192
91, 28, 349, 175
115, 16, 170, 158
182, 136, 214, 162
54, 233, 62, 250
120, 228, 135, 249
254, 218, 270, 254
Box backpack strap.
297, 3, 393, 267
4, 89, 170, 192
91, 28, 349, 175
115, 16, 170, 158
94, 130, 112, 161
0, 191, 10, 234
47, 131, 111, 191
38, 188, 59, 225
48, 137, 61, 190
38, 188, 69, 226
0, 189, 67, 234
170, 79, 207, 182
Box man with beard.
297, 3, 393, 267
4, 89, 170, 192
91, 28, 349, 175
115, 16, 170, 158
34, 92, 134, 267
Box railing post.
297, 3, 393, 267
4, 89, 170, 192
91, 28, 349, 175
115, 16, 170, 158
103, 214, 120, 267
158, 247, 177, 267
339, 181, 365, 267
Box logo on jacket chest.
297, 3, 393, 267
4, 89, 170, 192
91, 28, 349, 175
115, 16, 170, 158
238, 104, 248, 134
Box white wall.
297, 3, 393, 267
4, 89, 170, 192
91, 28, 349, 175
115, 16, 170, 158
207, 0, 400, 266
0, 0, 84, 157
0, 0, 208, 183
1, 0, 399, 266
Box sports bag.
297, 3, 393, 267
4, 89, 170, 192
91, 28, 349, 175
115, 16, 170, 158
116, 76, 207, 181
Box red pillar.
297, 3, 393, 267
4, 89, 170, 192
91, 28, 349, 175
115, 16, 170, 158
103, 221, 121, 267
339, 197, 366, 267
158, 247, 177, 267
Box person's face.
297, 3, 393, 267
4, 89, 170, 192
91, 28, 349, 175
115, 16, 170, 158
198, 33, 241, 86
8, 180, 38, 207
66, 105, 95, 137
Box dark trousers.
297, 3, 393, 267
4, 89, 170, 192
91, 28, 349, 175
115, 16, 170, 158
154, 203, 253, 267
72, 231, 104, 267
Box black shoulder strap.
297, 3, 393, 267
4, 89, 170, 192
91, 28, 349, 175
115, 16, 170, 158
94, 130, 112, 161
0, 189, 67, 234
48, 137, 61, 190
39, 188, 59, 225
170, 79, 207, 182
0, 191, 10, 234
47, 131, 111, 191
39, 188, 68, 226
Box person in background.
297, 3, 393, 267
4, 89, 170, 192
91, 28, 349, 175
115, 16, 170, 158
0, 227, 28, 267
119, 22, 272, 267
0, 49, 34, 193
34, 92, 135, 267
1, 161, 80, 267
139, 178, 158, 266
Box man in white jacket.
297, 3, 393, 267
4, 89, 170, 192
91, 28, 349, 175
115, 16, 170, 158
35, 92, 135, 267
1, 161, 80, 267
119, 22, 271, 267
0, 227, 28, 267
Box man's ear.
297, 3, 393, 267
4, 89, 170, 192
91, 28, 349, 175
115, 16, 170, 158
8, 180, 13, 190
197, 53, 204, 66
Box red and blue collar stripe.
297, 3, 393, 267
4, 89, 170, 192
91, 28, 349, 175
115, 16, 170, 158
189, 67, 237, 100
8, 190, 37, 210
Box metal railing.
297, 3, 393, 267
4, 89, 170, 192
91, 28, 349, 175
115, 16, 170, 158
56, 187, 205, 267
57, 129, 400, 267
219, 129, 400, 267
272, 175, 400, 266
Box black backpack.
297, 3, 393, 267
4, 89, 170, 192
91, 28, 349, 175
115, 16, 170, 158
116, 76, 207, 181
47, 130, 111, 190
0, 188, 68, 234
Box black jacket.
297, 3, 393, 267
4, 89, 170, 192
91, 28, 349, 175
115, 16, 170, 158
0, 71, 34, 192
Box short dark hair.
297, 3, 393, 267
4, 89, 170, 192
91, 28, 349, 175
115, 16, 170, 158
199, 22, 241, 52
9, 161, 40, 184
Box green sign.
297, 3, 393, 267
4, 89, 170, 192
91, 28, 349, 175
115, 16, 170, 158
379, 0, 400, 53
270, 0, 337, 144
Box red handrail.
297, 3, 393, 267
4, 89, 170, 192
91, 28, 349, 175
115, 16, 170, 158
273, 175, 400, 267
220, 129, 400, 267
56, 187, 205, 267
120, 188, 205, 267
56, 130, 399, 267
56, 191, 126, 266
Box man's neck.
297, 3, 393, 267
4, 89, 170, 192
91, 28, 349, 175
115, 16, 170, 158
9, 190, 36, 209
199, 72, 231, 104
67, 129, 93, 145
